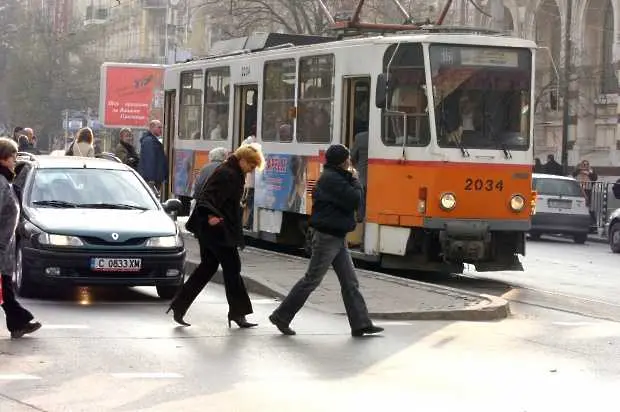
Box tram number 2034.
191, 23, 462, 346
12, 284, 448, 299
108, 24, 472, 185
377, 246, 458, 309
464, 178, 504, 192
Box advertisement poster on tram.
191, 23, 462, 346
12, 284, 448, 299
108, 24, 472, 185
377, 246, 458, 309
256, 154, 307, 214
173, 150, 194, 196
99, 63, 165, 128
190, 151, 210, 195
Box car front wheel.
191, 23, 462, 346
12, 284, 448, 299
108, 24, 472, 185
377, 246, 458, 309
610, 223, 620, 253
156, 284, 179, 300
13, 244, 36, 297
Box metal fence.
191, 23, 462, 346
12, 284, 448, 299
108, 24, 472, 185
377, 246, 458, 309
586, 181, 619, 237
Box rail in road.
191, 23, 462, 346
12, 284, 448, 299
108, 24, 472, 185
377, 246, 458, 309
238, 235, 620, 323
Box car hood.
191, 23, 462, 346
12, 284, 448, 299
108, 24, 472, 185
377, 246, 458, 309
27, 208, 177, 240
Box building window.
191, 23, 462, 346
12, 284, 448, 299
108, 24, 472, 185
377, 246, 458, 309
262, 58, 295, 142
203, 67, 230, 141
178, 70, 203, 140
297, 54, 334, 143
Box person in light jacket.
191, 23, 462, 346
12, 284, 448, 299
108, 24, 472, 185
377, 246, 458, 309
66, 127, 95, 157
0, 137, 42, 338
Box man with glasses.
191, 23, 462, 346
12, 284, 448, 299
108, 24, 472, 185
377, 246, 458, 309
138, 120, 168, 196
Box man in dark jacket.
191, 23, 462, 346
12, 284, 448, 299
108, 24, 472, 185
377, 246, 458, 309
138, 120, 168, 195
114, 128, 140, 170
543, 154, 563, 175
269, 144, 384, 337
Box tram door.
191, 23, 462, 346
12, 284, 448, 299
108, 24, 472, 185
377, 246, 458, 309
233, 84, 258, 228
342, 77, 370, 248
163, 89, 176, 203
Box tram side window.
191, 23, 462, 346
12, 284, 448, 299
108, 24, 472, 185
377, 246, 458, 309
297, 54, 334, 144
178, 70, 203, 140
381, 44, 430, 147
262, 58, 295, 142
203, 67, 230, 141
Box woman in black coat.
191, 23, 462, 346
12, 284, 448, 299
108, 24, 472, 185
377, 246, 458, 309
167, 143, 264, 328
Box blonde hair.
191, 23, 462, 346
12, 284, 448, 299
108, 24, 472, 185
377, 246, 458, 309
234, 142, 265, 171
0, 137, 18, 160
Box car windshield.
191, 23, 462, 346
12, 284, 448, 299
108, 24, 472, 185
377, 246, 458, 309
28, 168, 158, 210
429, 45, 532, 151
533, 178, 584, 197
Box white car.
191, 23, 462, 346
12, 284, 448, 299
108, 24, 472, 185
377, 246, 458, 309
530, 173, 591, 244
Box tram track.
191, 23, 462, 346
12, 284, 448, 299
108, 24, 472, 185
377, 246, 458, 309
243, 236, 620, 323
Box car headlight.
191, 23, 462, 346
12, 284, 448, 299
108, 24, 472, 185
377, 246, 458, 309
38, 233, 84, 247
440, 193, 457, 210
146, 235, 182, 248
510, 194, 525, 211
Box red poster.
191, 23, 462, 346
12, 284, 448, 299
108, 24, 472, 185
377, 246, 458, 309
101, 64, 165, 128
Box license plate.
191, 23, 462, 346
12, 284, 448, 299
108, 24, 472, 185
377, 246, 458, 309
91, 258, 142, 272
549, 199, 572, 209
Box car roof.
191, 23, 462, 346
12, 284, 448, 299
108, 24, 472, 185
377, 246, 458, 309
532, 173, 577, 181
18, 154, 130, 171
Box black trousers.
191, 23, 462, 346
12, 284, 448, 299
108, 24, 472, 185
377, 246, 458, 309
172, 236, 252, 318
1, 275, 34, 332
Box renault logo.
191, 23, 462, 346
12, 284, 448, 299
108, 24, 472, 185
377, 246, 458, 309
111, 233, 119, 240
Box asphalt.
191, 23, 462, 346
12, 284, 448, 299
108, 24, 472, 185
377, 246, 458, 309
178, 226, 509, 321
1, 284, 619, 412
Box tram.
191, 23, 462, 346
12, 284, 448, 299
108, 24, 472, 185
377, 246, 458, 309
162, 9, 537, 274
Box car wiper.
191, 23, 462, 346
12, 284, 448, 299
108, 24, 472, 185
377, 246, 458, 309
32, 200, 77, 208
77, 203, 148, 210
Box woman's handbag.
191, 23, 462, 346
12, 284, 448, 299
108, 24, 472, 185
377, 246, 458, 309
185, 206, 204, 235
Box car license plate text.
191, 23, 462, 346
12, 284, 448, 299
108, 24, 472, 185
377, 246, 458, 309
548, 199, 572, 209
91, 258, 142, 272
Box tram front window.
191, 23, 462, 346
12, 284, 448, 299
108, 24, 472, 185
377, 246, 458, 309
429, 45, 532, 151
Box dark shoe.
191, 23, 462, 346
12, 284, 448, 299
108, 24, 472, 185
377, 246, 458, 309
228, 315, 257, 329
10, 321, 42, 339
269, 314, 296, 336
351, 325, 384, 337
166, 305, 190, 326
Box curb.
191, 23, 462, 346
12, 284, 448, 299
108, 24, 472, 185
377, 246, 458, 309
183, 244, 511, 322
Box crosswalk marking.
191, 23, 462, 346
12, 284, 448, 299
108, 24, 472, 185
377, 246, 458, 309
110, 372, 183, 379
42, 324, 90, 330
0, 374, 42, 380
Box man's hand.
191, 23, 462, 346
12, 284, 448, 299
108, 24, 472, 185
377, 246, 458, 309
208, 215, 223, 226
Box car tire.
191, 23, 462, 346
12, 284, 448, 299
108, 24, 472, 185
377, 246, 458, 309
13, 244, 36, 297
156, 284, 179, 300
610, 223, 620, 253
574, 233, 587, 244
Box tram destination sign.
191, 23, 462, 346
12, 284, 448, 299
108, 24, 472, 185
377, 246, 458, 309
430, 45, 528, 69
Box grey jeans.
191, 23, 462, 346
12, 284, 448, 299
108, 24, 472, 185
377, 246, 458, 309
271, 230, 372, 330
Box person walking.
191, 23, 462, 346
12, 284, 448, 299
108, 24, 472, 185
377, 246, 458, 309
269, 144, 384, 337
138, 120, 168, 196
166, 143, 264, 328
0, 137, 42, 339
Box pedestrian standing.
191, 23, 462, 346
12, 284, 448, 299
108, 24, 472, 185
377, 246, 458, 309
167, 143, 264, 328
138, 119, 168, 196
0, 137, 42, 339
66, 127, 95, 157
114, 128, 140, 170
269, 144, 384, 337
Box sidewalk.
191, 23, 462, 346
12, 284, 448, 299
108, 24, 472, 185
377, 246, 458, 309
176, 219, 509, 321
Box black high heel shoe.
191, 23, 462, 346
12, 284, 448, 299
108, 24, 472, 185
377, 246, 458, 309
166, 306, 191, 326
227, 315, 257, 329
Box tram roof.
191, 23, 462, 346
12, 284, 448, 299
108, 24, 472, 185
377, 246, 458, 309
169, 30, 536, 70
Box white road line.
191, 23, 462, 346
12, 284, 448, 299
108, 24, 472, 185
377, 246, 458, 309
373, 321, 414, 326
552, 321, 594, 326
110, 372, 183, 379
0, 374, 42, 380
42, 324, 90, 329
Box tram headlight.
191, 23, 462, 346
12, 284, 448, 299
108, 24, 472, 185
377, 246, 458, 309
439, 193, 457, 210
510, 194, 526, 212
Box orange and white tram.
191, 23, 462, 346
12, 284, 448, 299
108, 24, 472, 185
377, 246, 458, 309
162, 29, 537, 274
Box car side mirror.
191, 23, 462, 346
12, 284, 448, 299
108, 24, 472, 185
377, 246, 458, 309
162, 198, 182, 214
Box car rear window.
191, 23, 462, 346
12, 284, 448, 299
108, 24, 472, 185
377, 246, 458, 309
533, 178, 583, 197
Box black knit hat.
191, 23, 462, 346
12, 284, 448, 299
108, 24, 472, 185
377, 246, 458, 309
325, 144, 350, 166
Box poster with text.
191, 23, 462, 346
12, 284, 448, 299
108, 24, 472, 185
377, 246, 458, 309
101, 64, 165, 128
256, 154, 307, 214
173, 150, 194, 196
190, 151, 210, 195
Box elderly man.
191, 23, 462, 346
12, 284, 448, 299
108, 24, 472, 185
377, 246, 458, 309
138, 120, 168, 195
